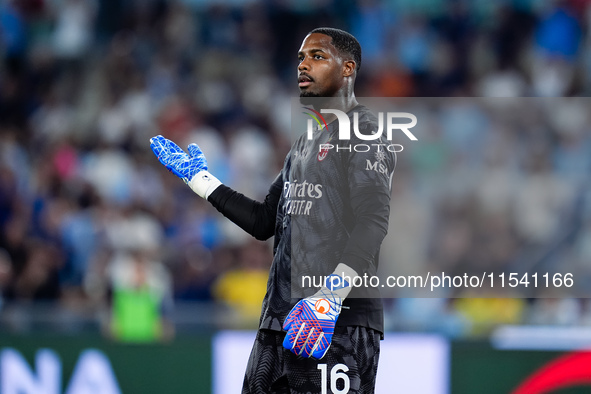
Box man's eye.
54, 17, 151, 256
314, 55, 324, 59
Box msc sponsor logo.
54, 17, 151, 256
366, 151, 389, 174
366, 159, 388, 174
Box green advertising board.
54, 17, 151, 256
4, 331, 591, 394
0, 334, 212, 393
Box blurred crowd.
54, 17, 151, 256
0, 0, 591, 338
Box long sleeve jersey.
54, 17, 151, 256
208, 104, 396, 334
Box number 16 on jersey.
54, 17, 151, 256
317, 363, 350, 394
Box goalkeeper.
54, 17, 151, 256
151, 28, 395, 393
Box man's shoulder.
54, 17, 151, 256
344, 105, 397, 168
348, 104, 380, 137
351, 103, 378, 122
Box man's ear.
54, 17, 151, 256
343, 60, 356, 77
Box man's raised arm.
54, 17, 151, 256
150, 135, 280, 241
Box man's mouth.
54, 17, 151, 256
298, 74, 313, 88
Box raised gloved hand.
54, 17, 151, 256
150, 135, 221, 199
282, 264, 357, 359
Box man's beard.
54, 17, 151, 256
299, 91, 328, 108
300, 90, 320, 98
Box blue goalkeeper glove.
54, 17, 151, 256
150, 135, 221, 199
283, 264, 357, 359
283, 286, 343, 359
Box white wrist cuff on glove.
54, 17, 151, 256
321, 263, 359, 299
187, 170, 222, 199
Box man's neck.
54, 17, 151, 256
326, 95, 358, 111
309, 95, 359, 125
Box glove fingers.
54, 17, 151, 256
282, 301, 303, 331
150, 135, 183, 156
311, 334, 332, 359
149, 137, 165, 159
150, 136, 189, 179
150, 136, 181, 164
282, 295, 340, 359
291, 322, 312, 356
149, 135, 164, 149
302, 326, 322, 358
283, 323, 332, 359
165, 163, 185, 179
187, 143, 202, 158
188, 143, 208, 172
282, 324, 298, 351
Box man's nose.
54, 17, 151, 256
298, 57, 310, 72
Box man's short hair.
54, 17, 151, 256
309, 27, 362, 72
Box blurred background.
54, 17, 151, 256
1, 0, 591, 392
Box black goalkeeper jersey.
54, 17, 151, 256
209, 104, 396, 335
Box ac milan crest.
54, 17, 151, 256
317, 146, 329, 161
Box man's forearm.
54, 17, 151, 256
340, 191, 390, 275
207, 175, 282, 241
